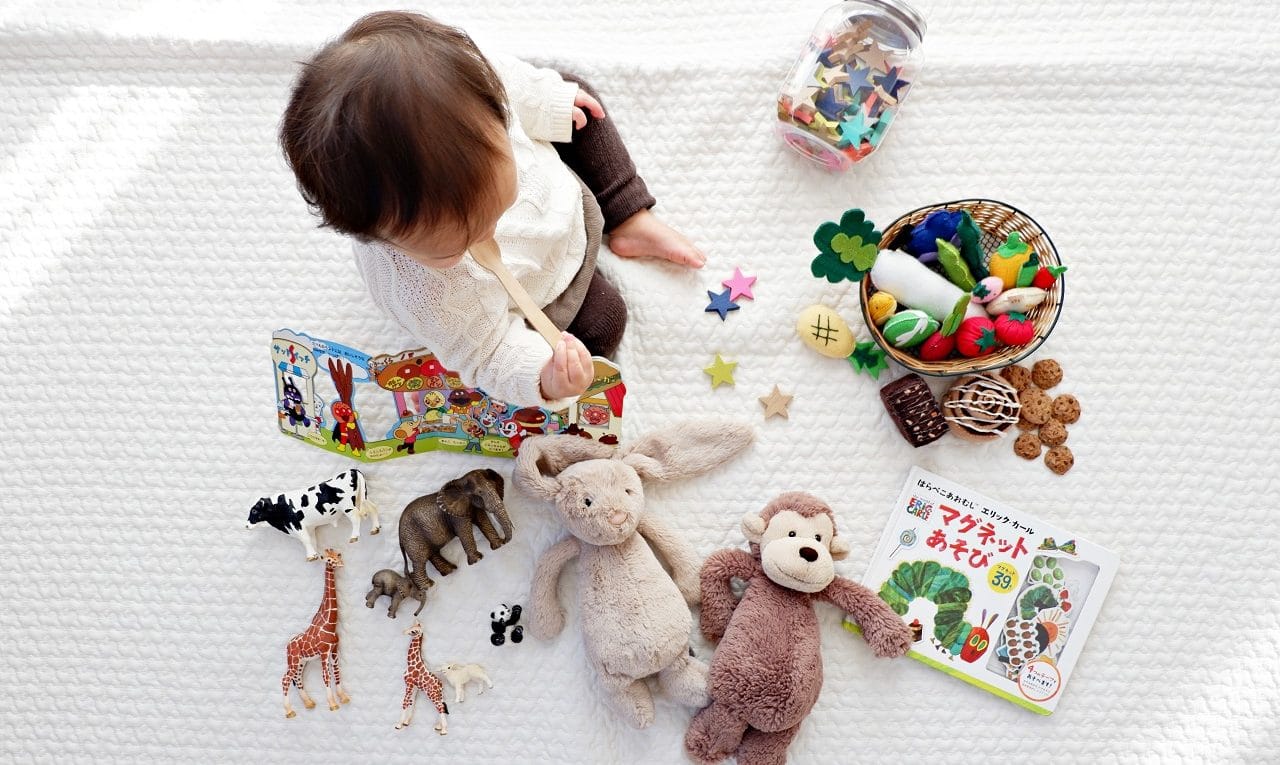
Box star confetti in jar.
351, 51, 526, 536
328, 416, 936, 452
776, 0, 925, 171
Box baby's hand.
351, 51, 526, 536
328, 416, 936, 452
539, 332, 594, 400
572, 89, 606, 131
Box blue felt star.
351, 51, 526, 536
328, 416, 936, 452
813, 83, 854, 121
705, 288, 741, 320
874, 67, 906, 100
837, 107, 877, 148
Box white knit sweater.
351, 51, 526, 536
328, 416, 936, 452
353, 55, 585, 409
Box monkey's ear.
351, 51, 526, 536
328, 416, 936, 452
741, 512, 766, 544
829, 536, 850, 561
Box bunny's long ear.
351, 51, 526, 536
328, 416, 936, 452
620, 421, 754, 483
513, 435, 615, 500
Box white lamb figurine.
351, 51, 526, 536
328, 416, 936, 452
436, 663, 493, 703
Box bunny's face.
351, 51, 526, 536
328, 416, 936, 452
553, 461, 645, 546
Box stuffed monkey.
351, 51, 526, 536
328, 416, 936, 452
684, 492, 913, 765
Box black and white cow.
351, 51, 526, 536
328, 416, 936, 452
245, 469, 380, 561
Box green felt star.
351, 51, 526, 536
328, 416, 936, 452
810, 208, 883, 284
847, 340, 889, 379
975, 327, 998, 352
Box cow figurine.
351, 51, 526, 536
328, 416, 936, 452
246, 469, 381, 561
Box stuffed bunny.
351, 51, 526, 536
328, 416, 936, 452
513, 421, 754, 729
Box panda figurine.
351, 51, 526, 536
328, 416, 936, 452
490, 604, 524, 646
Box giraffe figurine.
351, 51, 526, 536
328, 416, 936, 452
281, 548, 350, 718
395, 621, 449, 734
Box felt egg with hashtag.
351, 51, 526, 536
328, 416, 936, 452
795, 303, 856, 358
882, 309, 939, 349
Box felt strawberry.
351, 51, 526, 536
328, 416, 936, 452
1032, 265, 1068, 290
995, 312, 1035, 346
917, 331, 955, 361
955, 317, 999, 357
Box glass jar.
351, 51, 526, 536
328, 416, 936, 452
776, 0, 925, 171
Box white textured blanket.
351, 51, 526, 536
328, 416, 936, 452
2, 0, 1277, 761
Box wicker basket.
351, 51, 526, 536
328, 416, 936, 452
860, 199, 1065, 377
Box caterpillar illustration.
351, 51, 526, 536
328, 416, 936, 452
879, 560, 983, 658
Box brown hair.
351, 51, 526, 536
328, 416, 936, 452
279, 11, 508, 242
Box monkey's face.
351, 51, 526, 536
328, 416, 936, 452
746, 509, 847, 593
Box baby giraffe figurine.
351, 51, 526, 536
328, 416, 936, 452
396, 621, 449, 735
685, 493, 913, 765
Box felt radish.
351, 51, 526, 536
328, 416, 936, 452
1032, 265, 1068, 290
918, 331, 955, 361
956, 317, 999, 357
971, 276, 1004, 305
870, 249, 986, 326
994, 312, 1035, 346
986, 287, 1047, 316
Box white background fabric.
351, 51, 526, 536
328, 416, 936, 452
2, 0, 1277, 761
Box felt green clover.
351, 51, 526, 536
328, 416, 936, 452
810, 208, 883, 284
847, 340, 889, 379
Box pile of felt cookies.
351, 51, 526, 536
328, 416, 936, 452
876, 357, 1079, 475
865, 209, 1066, 361
1001, 359, 1080, 475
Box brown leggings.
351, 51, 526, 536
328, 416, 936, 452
553, 72, 653, 359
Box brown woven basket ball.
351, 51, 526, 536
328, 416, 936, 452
860, 199, 1065, 377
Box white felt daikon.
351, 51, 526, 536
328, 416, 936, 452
870, 249, 986, 322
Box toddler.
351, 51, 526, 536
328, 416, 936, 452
280, 11, 703, 407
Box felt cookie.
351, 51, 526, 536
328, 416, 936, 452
1044, 445, 1074, 475
942, 374, 1021, 442
1016, 414, 1038, 431
1039, 419, 1068, 446
1031, 359, 1063, 389
1019, 386, 1052, 425
1052, 394, 1081, 424
1014, 432, 1042, 460
1001, 364, 1033, 391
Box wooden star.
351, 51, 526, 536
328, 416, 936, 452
759, 386, 793, 420
704, 354, 737, 388
822, 20, 872, 66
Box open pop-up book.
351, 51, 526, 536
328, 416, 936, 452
271, 328, 626, 461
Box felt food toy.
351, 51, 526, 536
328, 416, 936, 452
513, 421, 754, 729
879, 373, 948, 447
936, 239, 976, 291
994, 312, 1035, 346
905, 209, 963, 262
917, 331, 955, 362
866, 291, 897, 326
942, 373, 1022, 441
988, 231, 1034, 289
971, 276, 1004, 305
955, 211, 989, 280
795, 304, 856, 358
986, 287, 1047, 316
1033, 265, 1068, 290
685, 493, 911, 765
955, 317, 999, 357
882, 309, 939, 348
869, 249, 986, 324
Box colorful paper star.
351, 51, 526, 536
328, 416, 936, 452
855, 42, 894, 74
874, 67, 906, 100
844, 63, 876, 94
758, 385, 793, 420
704, 354, 737, 388
837, 107, 877, 148
705, 288, 740, 320
847, 341, 889, 379
722, 267, 756, 301
814, 83, 854, 120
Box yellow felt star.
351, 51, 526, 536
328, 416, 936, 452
759, 385, 793, 420
703, 354, 738, 388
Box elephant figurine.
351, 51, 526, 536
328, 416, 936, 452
399, 469, 511, 591
366, 568, 427, 618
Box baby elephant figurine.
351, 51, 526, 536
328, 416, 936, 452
399, 469, 511, 592
514, 421, 754, 729
436, 663, 493, 703
365, 569, 426, 618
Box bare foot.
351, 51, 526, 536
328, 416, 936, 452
609, 210, 705, 268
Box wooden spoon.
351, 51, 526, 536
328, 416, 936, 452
468, 239, 562, 349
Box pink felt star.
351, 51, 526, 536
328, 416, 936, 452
722, 267, 757, 301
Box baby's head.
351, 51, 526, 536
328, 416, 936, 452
280, 11, 517, 267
